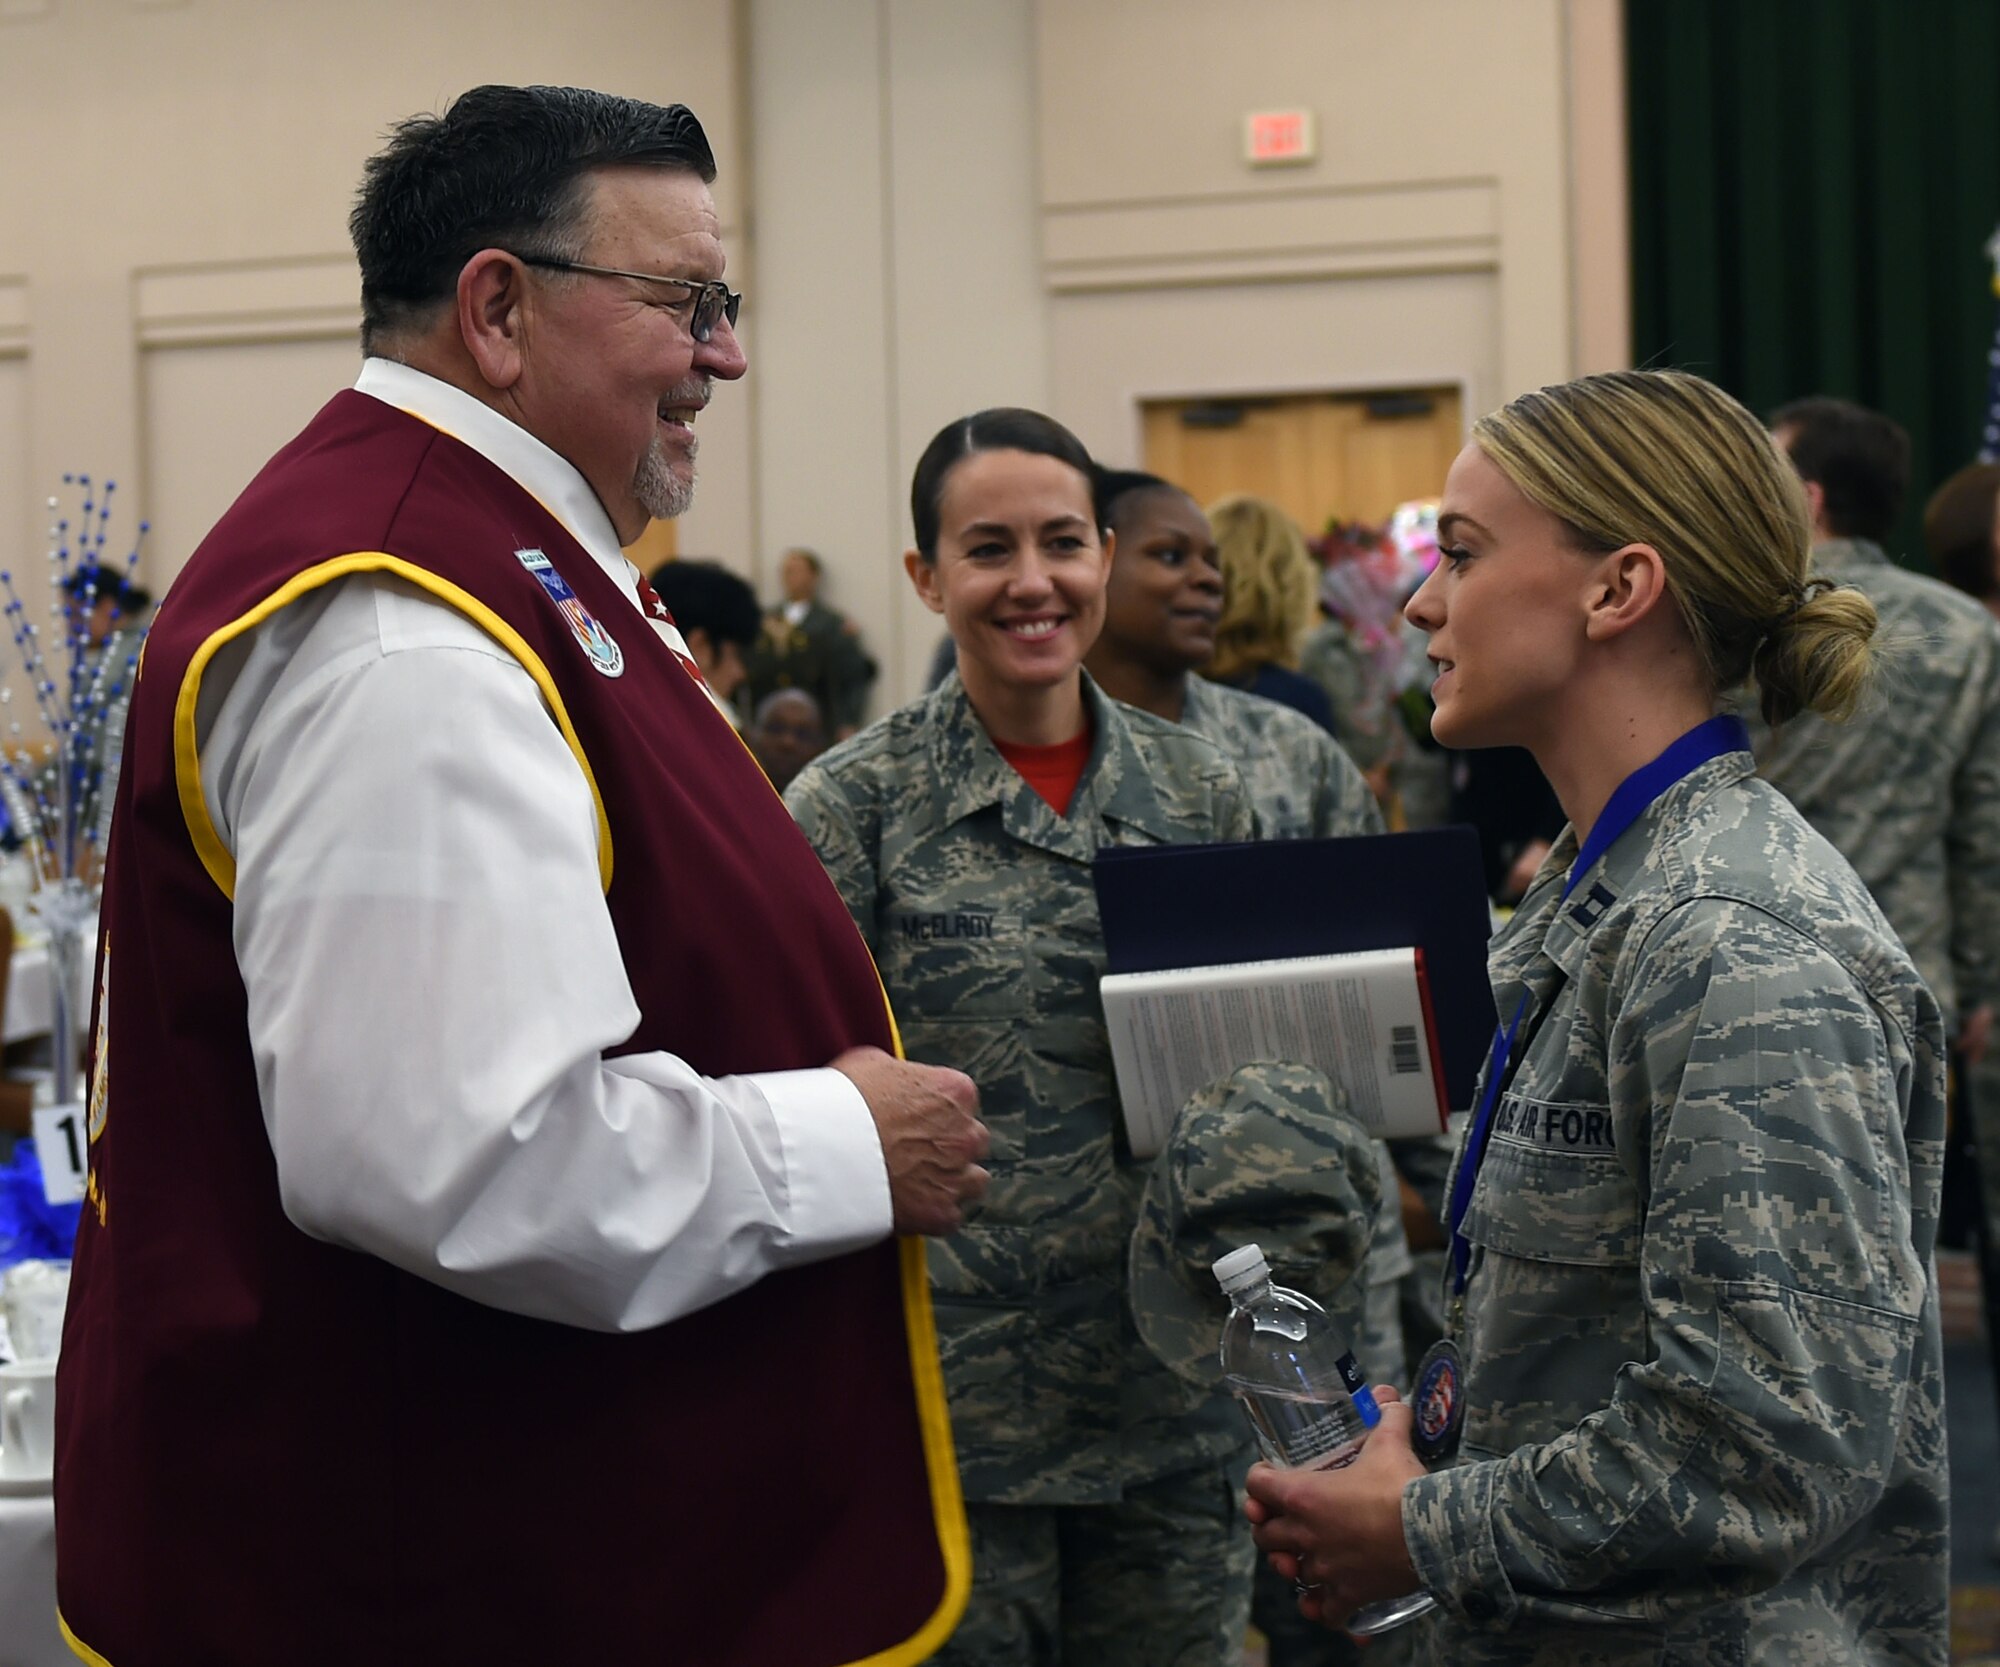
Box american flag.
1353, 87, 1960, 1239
1983, 225, 2000, 463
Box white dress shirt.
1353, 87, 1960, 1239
192, 358, 891, 1332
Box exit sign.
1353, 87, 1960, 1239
1244, 109, 1316, 167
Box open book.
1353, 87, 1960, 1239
1101, 946, 1449, 1159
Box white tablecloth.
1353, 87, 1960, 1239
0, 1491, 63, 1667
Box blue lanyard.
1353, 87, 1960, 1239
1445, 715, 1749, 1297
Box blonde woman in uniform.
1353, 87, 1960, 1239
1243, 369, 1948, 1665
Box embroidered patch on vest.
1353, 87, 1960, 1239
516, 548, 624, 678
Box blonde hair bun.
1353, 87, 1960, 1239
1752, 579, 1878, 725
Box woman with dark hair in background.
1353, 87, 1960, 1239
786, 410, 1262, 1665
1086, 470, 1380, 844
1245, 370, 1947, 1664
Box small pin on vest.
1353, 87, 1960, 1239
516, 548, 624, 677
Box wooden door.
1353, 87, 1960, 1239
1141, 388, 1463, 533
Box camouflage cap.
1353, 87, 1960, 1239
1127, 1060, 1382, 1395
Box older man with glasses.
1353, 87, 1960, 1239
56, 84, 985, 1667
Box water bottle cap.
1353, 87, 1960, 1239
1212, 1243, 1269, 1295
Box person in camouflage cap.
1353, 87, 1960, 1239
1244, 369, 1948, 1665
788, 409, 1275, 1667
1084, 469, 1416, 1667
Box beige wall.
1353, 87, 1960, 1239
1038, 0, 1579, 478
748, 0, 1047, 709
140, 336, 361, 585
1567, 0, 1632, 375
0, 0, 747, 626
0, 351, 31, 732
0, 0, 1630, 721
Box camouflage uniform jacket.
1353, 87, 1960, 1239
1179, 675, 1382, 846
1401, 749, 1948, 1665
1742, 538, 2000, 1029
1178, 676, 1415, 1309
786, 671, 1257, 1504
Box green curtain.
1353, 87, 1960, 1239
1627, 0, 2000, 567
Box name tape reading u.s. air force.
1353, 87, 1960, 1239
1488, 1096, 1618, 1154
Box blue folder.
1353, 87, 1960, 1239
1091, 825, 1498, 1114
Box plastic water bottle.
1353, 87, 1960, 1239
1216, 1243, 1436, 1636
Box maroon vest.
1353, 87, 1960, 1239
55, 391, 967, 1667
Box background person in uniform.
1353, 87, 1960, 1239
747, 685, 827, 792
648, 555, 761, 709
1202, 494, 1339, 733
1298, 521, 1416, 807
743, 544, 879, 738
56, 85, 988, 1667
786, 409, 1263, 1667
1750, 399, 2000, 1073
1083, 469, 1411, 1667
1923, 456, 2000, 1557
1243, 370, 1948, 1663
1086, 471, 1383, 845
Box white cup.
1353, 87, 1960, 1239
1, 1259, 70, 1363
0, 1358, 56, 1482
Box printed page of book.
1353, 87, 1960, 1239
1091, 828, 1498, 1113
1101, 946, 1444, 1158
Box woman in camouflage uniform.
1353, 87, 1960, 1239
1244, 370, 1949, 1665
786, 409, 1259, 1667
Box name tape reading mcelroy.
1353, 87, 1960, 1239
895, 911, 997, 943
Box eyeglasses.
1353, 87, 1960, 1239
513, 255, 741, 343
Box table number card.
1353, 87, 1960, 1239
31, 1101, 86, 1206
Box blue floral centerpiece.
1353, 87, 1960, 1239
0, 474, 153, 1208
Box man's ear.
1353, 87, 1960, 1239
1799, 477, 1828, 534
1582, 542, 1672, 643
904, 549, 945, 615
456, 250, 531, 391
